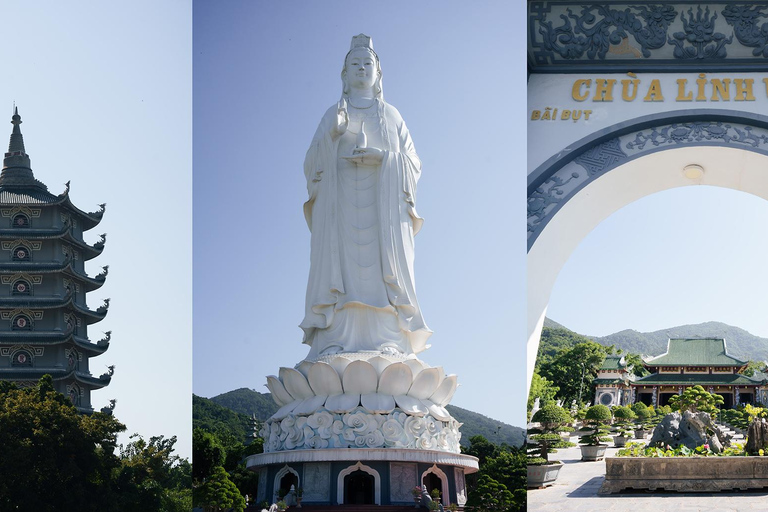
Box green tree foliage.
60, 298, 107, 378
527, 371, 559, 413
463, 436, 526, 512
528, 404, 574, 463
193, 465, 246, 512
193, 394, 255, 445
464, 475, 516, 512
0, 376, 125, 511
0, 376, 190, 512
115, 435, 192, 512
537, 340, 610, 405
668, 385, 724, 416
192, 425, 262, 508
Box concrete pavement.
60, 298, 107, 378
527, 437, 768, 512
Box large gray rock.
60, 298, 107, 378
746, 418, 768, 455
648, 411, 730, 452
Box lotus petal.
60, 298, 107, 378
280, 367, 314, 400
361, 393, 396, 414
293, 395, 328, 415
378, 362, 413, 396
429, 374, 458, 406
270, 400, 300, 421
328, 356, 353, 377
342, 360, 378, 395
422, 399, 451, 421
366, 356, 392, 375
404, 358, 426, 378
296, 360, 314, 377
308, 361, 343, 396
325, 393, 361, 413
408, 367, 440, 399
266, 375, 294, 406
394, 394, 428, 416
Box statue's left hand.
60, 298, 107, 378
343, 147, 384, 166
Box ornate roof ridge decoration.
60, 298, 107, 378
529, 1, 768, 72
0, 259, 107, 288
0, 367, 110, 388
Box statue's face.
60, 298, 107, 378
344, 49, 378, 91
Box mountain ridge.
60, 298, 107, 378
547, 318, 768, 361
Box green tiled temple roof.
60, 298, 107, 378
600, 355, 625, 371
644, 338, 746, 367
593, 377, 626, 385
635, 373, 764, 386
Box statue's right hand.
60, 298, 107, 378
333, 100, 348, 138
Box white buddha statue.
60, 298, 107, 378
301, 34, 431, 359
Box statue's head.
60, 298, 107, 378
341, 34, 382, 98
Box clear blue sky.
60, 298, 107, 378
4, 3, 192, 458
548, 185, 768, 342
193, 1, 528, 428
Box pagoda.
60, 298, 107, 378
0, 108, 112, 413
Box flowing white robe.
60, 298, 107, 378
301, 100, 431, 357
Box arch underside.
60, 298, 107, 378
527, 111, 768, 390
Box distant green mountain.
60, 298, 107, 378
209, 387, 279, 419
206, 387, 524, 447
547, 318, 768, 362
192, 394, 255, 445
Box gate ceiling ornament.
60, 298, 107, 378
529, 2, 768, 72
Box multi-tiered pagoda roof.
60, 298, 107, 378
0, 109, 113, 413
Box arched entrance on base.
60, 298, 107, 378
421, 464, 449, 505
528, 110, 768, 391
336, 462, 380, 505
273, 465, 299, 501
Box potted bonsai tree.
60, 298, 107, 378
527, 403, 575, 487
579, 404, 613, 461
611, 405, 636, 447
632, 402, 654, 438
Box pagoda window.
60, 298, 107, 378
11, 314, 32, 330
11, 280, 31, 295
12, 246, 30, 261
10, 350, 32, 367
12, 214, 29, 228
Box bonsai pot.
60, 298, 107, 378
634, 428, 648, 439
580, 444, 608, 461
527, 461, 564, 488
613, 435, 630, 447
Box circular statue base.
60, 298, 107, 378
247, 448, 476, 507
252, 352, 475, 506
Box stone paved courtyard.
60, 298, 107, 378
528, 435, 768, 512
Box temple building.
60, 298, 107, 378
593, 355, 635, 408
0, 109, 113, 413
594, 338, 768, 409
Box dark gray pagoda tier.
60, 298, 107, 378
0, 109, 112, 413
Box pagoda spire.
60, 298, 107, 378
4, 107, 30, 168
0, 107, 47, 190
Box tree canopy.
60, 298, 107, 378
0, 376, 190, 511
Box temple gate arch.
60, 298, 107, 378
527, 112, 768, 387
527, 0, 768, 392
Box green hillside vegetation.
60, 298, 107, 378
445, 405, 525, 447
192, 394, 255, 445
205, 388, 524, 447
209, 388, 278, 419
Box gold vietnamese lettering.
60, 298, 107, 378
572, 79, 591, 101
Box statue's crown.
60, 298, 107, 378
350, 34, 374, 52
